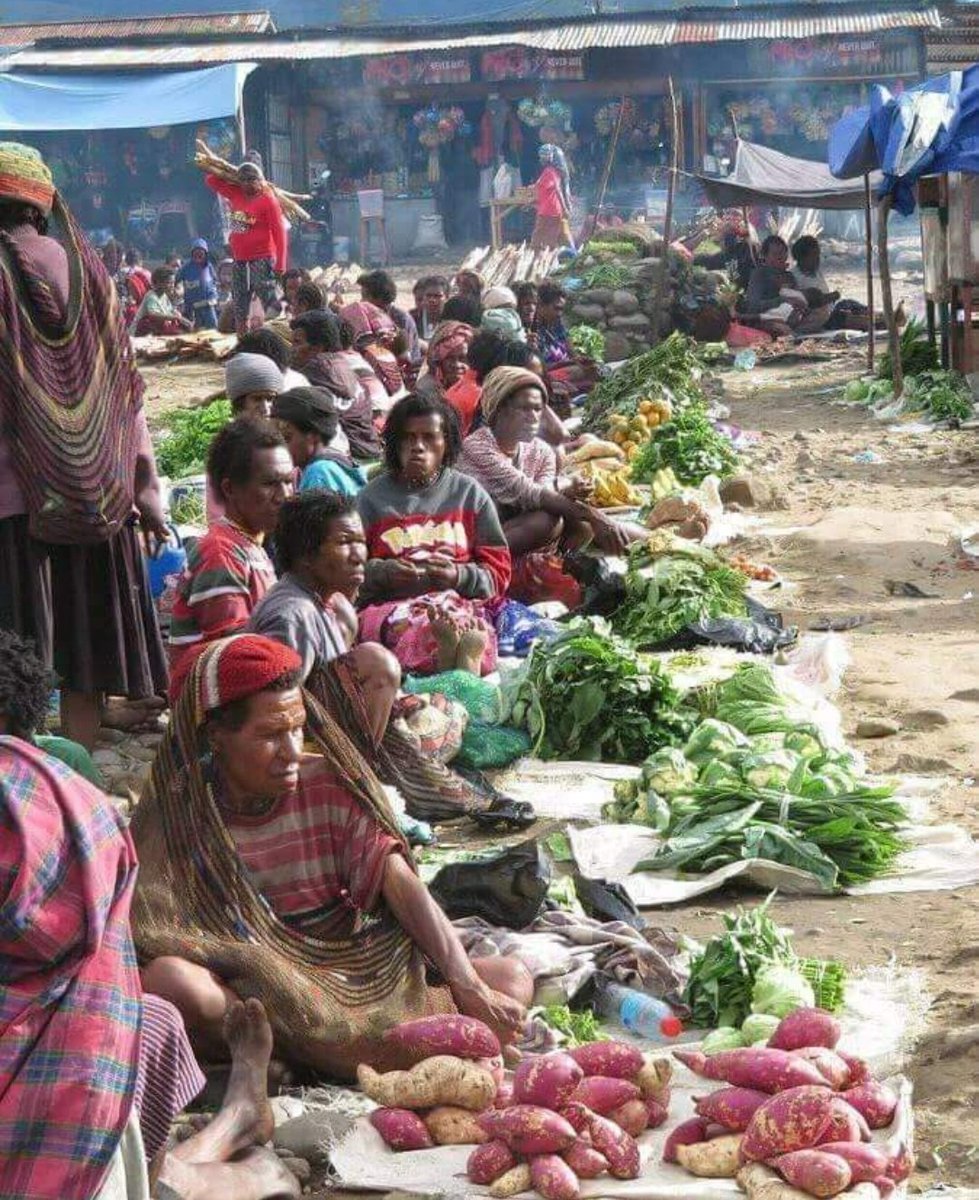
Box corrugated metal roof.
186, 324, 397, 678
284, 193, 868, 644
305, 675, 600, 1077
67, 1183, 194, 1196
1, 8, 941, 67
0, 11, 274, 47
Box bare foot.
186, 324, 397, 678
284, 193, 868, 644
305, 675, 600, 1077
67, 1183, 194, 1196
158, 1147, 300, 1200
456, 619, 488, 676
233, 1147, 302, 1199
430, 609, 462, 673
222, 998, 276, 1150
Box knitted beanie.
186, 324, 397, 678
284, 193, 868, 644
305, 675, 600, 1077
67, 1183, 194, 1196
479, 366, 545, 423
169, 633, 302, 710
225, 353, 285, 402
482, 286, 517, 310
0, 142, 55, 216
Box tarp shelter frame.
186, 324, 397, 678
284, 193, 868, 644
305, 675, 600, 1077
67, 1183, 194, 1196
695, 139, 878, 367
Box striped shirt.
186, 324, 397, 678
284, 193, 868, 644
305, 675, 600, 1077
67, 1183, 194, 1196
458, 426, 558, 513
168, 519, 276, 680
224, 757, 402, 934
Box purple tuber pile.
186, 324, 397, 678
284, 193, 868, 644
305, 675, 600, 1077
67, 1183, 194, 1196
668, 1007, 909, 1199
360, 1015, 672, 1199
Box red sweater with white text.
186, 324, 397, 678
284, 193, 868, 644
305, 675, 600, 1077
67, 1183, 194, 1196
356, 467, 511, 605
206, 175, 287, 271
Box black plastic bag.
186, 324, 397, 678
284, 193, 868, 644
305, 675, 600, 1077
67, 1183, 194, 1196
573, 873, 646, 930
658, 597, 797, 654
429, 839, 552, 929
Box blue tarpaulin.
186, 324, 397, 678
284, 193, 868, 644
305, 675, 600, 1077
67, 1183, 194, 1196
0, 63, 255, 132
829, 67, 979, 214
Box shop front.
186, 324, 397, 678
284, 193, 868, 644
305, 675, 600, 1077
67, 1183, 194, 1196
691, 32, 924, 173
281, 42, 680, 256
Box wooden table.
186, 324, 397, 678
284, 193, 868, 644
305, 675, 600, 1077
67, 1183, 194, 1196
489, 190, 534, 249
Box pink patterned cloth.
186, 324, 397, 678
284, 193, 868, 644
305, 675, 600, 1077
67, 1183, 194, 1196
358, 591, 497, 676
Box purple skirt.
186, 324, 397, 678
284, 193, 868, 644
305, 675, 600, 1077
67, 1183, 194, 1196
0, 513, 168, 698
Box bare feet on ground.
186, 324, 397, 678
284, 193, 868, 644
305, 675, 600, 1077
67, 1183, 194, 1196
430, 609, 462, 673
456, 619, 489, 675
221, 997, 276, 1152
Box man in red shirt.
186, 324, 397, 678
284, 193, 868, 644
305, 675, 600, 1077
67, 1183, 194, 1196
206, 162, 288, 334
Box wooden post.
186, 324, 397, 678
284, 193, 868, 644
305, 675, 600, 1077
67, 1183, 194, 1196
877, 194, 902, 396
651, 76, 680, 346
594, 94, 627, 222
864, 174, 875, 371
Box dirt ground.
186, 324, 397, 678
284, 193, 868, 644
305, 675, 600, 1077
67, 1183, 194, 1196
142, 259, 978, 1192
686, 350, 979, 1188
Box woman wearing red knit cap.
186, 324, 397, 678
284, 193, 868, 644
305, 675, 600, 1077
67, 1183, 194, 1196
0, 141, 168, 751
132, 635, 532, 1079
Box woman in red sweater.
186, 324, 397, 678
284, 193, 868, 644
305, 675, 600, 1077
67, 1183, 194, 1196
206, 162, 287, 334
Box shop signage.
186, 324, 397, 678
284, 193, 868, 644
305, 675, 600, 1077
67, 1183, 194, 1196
481, 47, 586, 81
765, 36, 883, 73
363, 53, 472, 86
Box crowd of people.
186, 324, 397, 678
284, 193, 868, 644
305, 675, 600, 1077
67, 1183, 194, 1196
0, 145, 617, 1200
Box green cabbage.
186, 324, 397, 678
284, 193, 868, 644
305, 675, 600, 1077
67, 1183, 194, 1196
741, 749, 802, 791
641, 748, 697, 797
644, 789, 672, 833
740, 1012, 781, 1045
783, 729, 824, 759
702, 1026, 746, 1054
750, 963, 815, 1018
748, 733, 787, 754
698, 759, 742, 788
684, 719, 750, 764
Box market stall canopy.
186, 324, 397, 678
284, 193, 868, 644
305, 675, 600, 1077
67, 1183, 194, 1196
0, 62, 255, 131
828, 66, 979, 213
696, 139, 880, 211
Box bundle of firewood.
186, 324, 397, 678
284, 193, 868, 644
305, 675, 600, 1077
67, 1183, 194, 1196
459, 242, 560, 286
193, 140, 312, 222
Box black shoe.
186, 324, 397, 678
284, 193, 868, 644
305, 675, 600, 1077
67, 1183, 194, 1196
470, 797, 537, 832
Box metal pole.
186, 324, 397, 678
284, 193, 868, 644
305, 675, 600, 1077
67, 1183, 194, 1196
864, 174, 875, 371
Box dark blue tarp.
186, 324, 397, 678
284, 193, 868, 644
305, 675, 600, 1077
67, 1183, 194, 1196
829, 66, 979, 214
0, 64, 254, 132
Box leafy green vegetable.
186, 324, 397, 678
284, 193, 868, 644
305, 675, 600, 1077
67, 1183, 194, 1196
740, 750, 801, 791
156, 398, 231, 478
581, 333, 708, 434
579, 263, 632, 289
740, 1012, 781, 1045
904, 370, 975, 424
611, 548, 748, 647
630, 403, 739, 486
641, 747, 697, 797
682, 897, 798, 1028
685, 719, 750, 764
510, 618, 694, 762
702, 1026, 746, 1053
568, 324, 606, 362
538, 1005, 607, 1047
877, 318, 939, 380
750, 963, 815, 1018
799, 958, 846, 1013
634, 781, 906, 887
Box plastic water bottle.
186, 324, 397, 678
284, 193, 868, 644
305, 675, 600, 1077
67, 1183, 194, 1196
596, 982, 683, 1042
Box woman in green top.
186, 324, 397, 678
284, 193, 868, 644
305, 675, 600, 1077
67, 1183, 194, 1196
0, 629, 103, 786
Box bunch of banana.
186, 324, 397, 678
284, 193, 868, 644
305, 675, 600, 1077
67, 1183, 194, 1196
649, 467, 680, 500
590, 467, 644, 508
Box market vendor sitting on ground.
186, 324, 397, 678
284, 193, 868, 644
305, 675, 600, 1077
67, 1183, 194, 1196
533, 280, 601, 400
339, 299, 407, 403
743, 234, 833, 337
459, 366, 630, 560
290, 308, 383, 461
273, 386, 367, 498
416, 319, 476, 403
134, 634, 531, 1079
357, 393, 509, 677
791, 234, 892, 331
168, 418, 292, 689
359, 267, 422, 376
482, 285, 527, 344
205, 160, 288, 334
134, 265, 194, 336
411, 273, 450, 344
225, 351, 285, 419
249, 492, 531, 828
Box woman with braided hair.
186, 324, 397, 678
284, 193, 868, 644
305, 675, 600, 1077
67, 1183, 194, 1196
133, 635, 530, 1078
0, 142, 168, 751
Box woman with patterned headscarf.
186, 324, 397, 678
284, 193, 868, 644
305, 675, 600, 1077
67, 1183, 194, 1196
532, 143, 574, 250
415, 319, 475, 402
0, 142, 168, 752
339, 299, 406, 402
132, 635, 529, 1079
